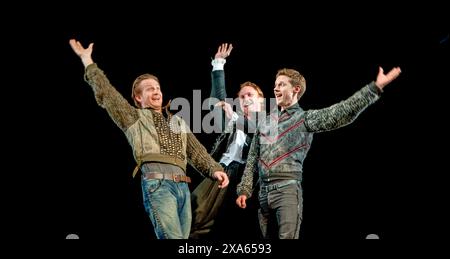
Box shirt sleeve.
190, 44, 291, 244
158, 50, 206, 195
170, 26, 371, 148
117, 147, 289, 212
186, 131, 224, 179
237, 130, 260, 198
84, 63, 139, 131
211, 58, 226, 71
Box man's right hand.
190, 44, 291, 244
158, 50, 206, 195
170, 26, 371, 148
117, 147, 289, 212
215, 43, 233, 59
236, 195, 247, 209
69, 39, 94, 68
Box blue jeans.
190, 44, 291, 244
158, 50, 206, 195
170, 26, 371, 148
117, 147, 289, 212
141, 176, 191, 239
258, 180, 303, 239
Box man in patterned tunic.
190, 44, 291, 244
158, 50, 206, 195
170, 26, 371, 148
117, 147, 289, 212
236, 66, 401, 239
69, 39, 229, 239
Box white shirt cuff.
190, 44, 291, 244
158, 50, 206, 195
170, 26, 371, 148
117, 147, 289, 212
231, 112, 239, 122
211, 58, 226, 71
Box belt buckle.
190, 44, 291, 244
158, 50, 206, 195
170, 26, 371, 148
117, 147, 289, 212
262, 184, 276, 192
172, 174, 180, 183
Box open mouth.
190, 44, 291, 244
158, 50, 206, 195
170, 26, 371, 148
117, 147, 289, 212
243, 100, 254, 107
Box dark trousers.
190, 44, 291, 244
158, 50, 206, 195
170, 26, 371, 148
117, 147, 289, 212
258, 180, 303, 239
190, 161, 260, 239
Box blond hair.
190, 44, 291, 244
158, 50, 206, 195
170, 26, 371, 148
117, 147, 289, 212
238, 81, 264, 98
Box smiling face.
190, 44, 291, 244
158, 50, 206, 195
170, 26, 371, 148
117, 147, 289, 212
274, 68, 306, 111
274, 75, 300, 110
238, 85, 263, 116
132, 75, 163, 111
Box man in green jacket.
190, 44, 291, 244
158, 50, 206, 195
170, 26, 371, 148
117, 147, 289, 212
69, 39, 229, 239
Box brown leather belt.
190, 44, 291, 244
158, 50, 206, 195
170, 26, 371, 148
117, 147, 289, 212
143, 172, 191, 183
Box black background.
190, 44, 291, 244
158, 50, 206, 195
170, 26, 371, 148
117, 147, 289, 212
6, 2, 448, 244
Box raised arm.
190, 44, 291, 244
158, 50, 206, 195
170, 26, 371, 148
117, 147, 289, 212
210, 43, 232, 101
69, 39, 139, 131
305, 66, 401, 132
210, 43, 233, 106
208, 43, 236, 132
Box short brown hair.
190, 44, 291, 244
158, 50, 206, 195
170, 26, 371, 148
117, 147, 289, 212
276, 68, 306, 99
131, 73, 160, 107
238, 81, 264, 98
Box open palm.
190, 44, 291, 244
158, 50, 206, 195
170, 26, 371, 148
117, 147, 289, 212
69, 39, 94, 67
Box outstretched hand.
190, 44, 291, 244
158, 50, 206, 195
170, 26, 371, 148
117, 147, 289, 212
375, 66, 402, 90
215, 43, 233, 59
69, 39, 94, 68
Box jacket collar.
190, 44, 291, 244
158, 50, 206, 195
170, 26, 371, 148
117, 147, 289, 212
278, 102, 302, 116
